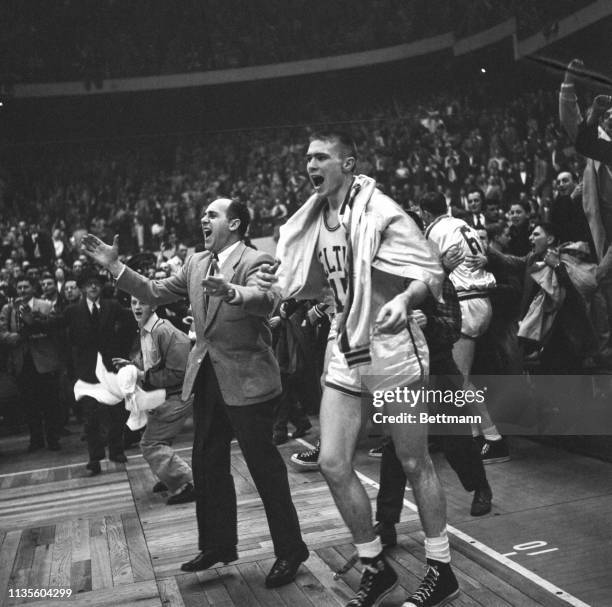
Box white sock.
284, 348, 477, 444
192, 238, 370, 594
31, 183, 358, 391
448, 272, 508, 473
482, 426, 502, 442
424, 530, 450, 564
355, 537, 383, 560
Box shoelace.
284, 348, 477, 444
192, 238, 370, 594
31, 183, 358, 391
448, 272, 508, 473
410, 565, 439, 601
297, 443, 320, 460
348, 564, 379, 606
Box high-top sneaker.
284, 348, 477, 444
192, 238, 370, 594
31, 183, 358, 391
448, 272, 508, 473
290, 441, 320, 469
402, 559, 459, 607
346, 554, 398, 607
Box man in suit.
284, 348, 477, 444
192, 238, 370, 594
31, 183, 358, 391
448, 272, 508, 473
463, 187, 487, 230
81, 199, 308, 589
0, 276, 62, 451
63, 268, 132, 475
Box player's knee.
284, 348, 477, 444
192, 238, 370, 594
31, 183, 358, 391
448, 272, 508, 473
319, 453, 351, 483
397, 452, 430, 479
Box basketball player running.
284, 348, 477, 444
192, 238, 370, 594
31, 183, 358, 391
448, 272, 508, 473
257, 132, 459, 607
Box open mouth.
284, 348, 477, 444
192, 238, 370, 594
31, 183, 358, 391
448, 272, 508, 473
310, 175, 324, 188
203, 227, 212, 238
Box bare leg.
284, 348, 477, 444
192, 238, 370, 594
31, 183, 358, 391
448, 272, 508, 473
387, 396, 446, 536
318, 387, 376, 544
453, 336, 496, 432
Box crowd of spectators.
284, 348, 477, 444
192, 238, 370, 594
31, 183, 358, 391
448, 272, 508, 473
1, 0, 590, 83
2, 65, 612, 448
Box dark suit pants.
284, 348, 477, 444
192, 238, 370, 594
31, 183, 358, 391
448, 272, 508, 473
375, 352, 488, 523
17, 353, 61, 447
81, 396, 127, 462
192, 357, 306, 559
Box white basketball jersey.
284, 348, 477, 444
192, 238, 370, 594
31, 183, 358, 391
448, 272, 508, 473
425, 216, 496, 294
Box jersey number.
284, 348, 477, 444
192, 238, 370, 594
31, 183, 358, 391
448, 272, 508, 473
459, 226, 484, 255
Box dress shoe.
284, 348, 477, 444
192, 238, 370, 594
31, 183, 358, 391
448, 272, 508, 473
110, 453, 128, 464
167, 483, 196, 505
86, 461, 101, 476
180, 546, 238, 572
470, 484, 493, 516
152, 481, 168, 493
265, 545, 309, 588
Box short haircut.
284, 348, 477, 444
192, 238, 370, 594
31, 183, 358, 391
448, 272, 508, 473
467, 186, 485, 200
534, 221, 558, 243
419, 191, 448, 217
226, 200, 251, 239
309, 131, 358, 164
510, 200, 530, 213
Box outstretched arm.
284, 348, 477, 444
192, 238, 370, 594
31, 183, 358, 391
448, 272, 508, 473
81, 234, 124, 276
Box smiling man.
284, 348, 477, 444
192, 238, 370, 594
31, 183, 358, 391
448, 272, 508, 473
80, 199, 309, 590
257, 132, 457, 607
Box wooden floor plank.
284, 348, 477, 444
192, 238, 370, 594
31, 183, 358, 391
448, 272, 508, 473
71, 518, 91, 562
48, 522, 72, 591
157, 578, 186, 607
70, 559, 92, 595
105, 514, 134, 586
27, 543, 54, 595
9, 529, 38, 605
175, 573, 211, 607
197, 569, 234, 606
122, 513, 155, 582
89, 518, 113, 591
219, 565, 262, 607
0, 530, 22, 607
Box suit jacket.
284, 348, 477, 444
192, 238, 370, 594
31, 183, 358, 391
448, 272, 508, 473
464, 212, 487, 230
117, 241, 281, 405
130, 316, 191, 397
63, 298, 132, 383
0, 298, 62, 375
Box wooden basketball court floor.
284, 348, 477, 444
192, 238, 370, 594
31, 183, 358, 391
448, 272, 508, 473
1, 418, 611, 607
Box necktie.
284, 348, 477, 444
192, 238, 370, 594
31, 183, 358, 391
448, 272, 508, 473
205, 254, 219, 309
91, 303, 100, 326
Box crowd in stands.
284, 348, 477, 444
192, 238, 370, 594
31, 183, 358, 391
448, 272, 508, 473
1, 0, 589, 83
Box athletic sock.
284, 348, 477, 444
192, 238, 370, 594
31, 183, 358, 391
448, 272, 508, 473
424, 530, 451, 564
482, 426, 502, 442
356, 536, 383, 560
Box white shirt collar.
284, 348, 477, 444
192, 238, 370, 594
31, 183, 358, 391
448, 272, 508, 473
216, 240, 241, 268
86, 298, 100, 313
27, 297, 35, 308
141, 312, 159, 334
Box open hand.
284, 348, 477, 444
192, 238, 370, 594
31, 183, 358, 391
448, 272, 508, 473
81, 234, 120, 268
